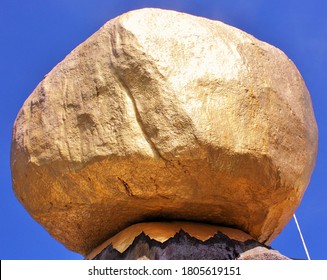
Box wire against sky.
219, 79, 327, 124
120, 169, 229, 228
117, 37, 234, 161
293, 214, 311, 260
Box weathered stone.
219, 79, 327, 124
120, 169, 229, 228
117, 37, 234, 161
237, 247, 290, 260
88, 222, 269, 260
86, 221, 256, 259
11, 8, 318, 255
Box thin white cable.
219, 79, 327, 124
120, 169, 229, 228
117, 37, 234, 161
293, 213, 311, 260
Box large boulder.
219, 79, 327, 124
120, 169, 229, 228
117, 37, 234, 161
11, 8, 318, 255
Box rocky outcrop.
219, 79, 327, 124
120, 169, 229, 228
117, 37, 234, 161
11, 8, 318, 256
92, 232, 263, 260
238, 247, 290, 260
86, 222, 287, 260
86, 222, 257, 259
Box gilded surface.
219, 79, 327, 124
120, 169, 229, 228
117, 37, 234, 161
11, 8, 318, 255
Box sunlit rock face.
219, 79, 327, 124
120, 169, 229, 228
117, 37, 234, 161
11, 8, 318, 256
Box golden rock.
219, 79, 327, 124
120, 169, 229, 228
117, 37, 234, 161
11, 8, 318, 255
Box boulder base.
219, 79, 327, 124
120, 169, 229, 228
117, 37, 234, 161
87, 222, 288, 260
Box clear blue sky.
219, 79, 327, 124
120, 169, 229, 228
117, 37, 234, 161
1, 0, 326, 260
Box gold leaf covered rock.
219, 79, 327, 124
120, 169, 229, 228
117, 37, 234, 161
11, 8, 318, 255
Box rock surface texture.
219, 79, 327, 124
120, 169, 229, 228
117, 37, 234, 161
86, 222, 257, 259
237, 247, 290, 260
86, 222, 288, 260
11, 8, 318, 256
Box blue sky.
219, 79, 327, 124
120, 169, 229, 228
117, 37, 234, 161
1, 0, 326, 260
